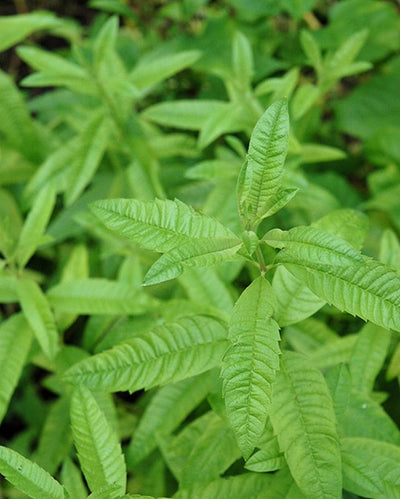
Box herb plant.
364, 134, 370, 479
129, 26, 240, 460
0, 2, 400, 498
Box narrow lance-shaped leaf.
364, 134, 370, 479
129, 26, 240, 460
70, 385, 126, 495
0, 314, 32, 425
15, 184, 56, 268
265, 226, 400, 331
349, 322, 391, 394
90, 198, 236, 253
270, 351, 342, 499
63, 315, 228, 393
17, 278, 59, 360
239, 99, 289, 227
126, 371, 216, 468
0, 446, 64, 499
61, 458, 87, 499
143, 238, 242, 286
221, 276, 281, 459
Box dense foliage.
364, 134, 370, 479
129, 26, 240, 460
1, 1, 400, 498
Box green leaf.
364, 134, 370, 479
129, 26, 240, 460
0, 446, 64, 499
175, 472, 273, 499
300, 143, 346, 163
90, 198, 236, 253
272, 265, 325, 327
143, 238, 242, 286
0, 314, 32, 424
257, 187, 298, 220
0, 274, 18, 303
300, 30, 322, 74
64, 112, 110, 206
292, 84, 321, 120
222, 277, 280, 458
312, 209, 368, 251
0, 12, 62, 52
244, 421, 283, 472
93, 16, 119, 70
142, 100, 226, 130
47, 278, 152, 315
270, 352, 341, 499
380, 229, 400, 270
127, 372, 215, 468
15, 184, 56, 268
284, 318, 338, 355
308, 335, 358, 370
180, 413, 241, 488
63, 316, 228, 392
17, 278, 59, 360
70, 385, 126, 495
341, 437, 400, 498
198, 102, 249, 149
34, 395, 72, 474
239, 99, 289, 226
265, 226, 400, 332
130, 50, 201, 90
0, 70, 46, 163
61, 458, 87, 499
349, 322, 391, 394
232, 31, 254, 86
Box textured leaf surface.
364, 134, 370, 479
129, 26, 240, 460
175, 473, 273, 499
0, 446, 64, 499
17, 278, 59, 360
272, 265, 325, 326
61, 458, 87, 499
64, 316, 228, 392
142, 100, 226, 130
130, 51, 201, 90
349, 322, 391, 394
15, 184, 56, 268
180, 413, 241, 488
91, 198, 236, 253
265, 226, 400, 331
342, 437, 400, 498
127, 372, 215, 467
270, 352, 341, 499
240, 99, 289, 225
47, 278, 151, 315
143, 238, 242, 285
222, 277, 280, 458
70, 386, 126, 495
0, 314, 32, 424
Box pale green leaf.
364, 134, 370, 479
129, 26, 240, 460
341, 437, 400, 498
245, 422, 283, 473
142, 100, 226, 130
257, 187, 298, 220
175, 473, 273, 499
0, 13, 62, 52
17, 278, 59, 360
313, 209, 368, 251
387, 341, 400, 381
349, 322, 391, 394
0, 446, 64, 499
70, 386, 126, 495
198, 102, 249, 149
127, 372, 215, 468
61, 458, 87, 499
0, 314, 32, 424
308, 335, 358, 370
180, 413, 241, 488
0, 70, 46, 163
265, 226, 400, 331
273, 266, 325, 327
63, 316, 228, 392
15, 184, 56, 268
0, 274, 18, 303
90, 198, 236, 252
143, 238, 242, 286
300, 30, 322, 73
222, 277, 280, 458
186, 160, 240, 180
130, 51, 201, 90
93, 16, 119, 70
47, 278, 152, 315
380, 229, 400, 270
291, 84, 320, 120
232, 31, 253, 85
300, 143, 346, 163
65, 113, 110, 205
239, 99, 289, 226
284, 318, 337, 355
34, 395, 72, 474
270, 352, 341, 499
